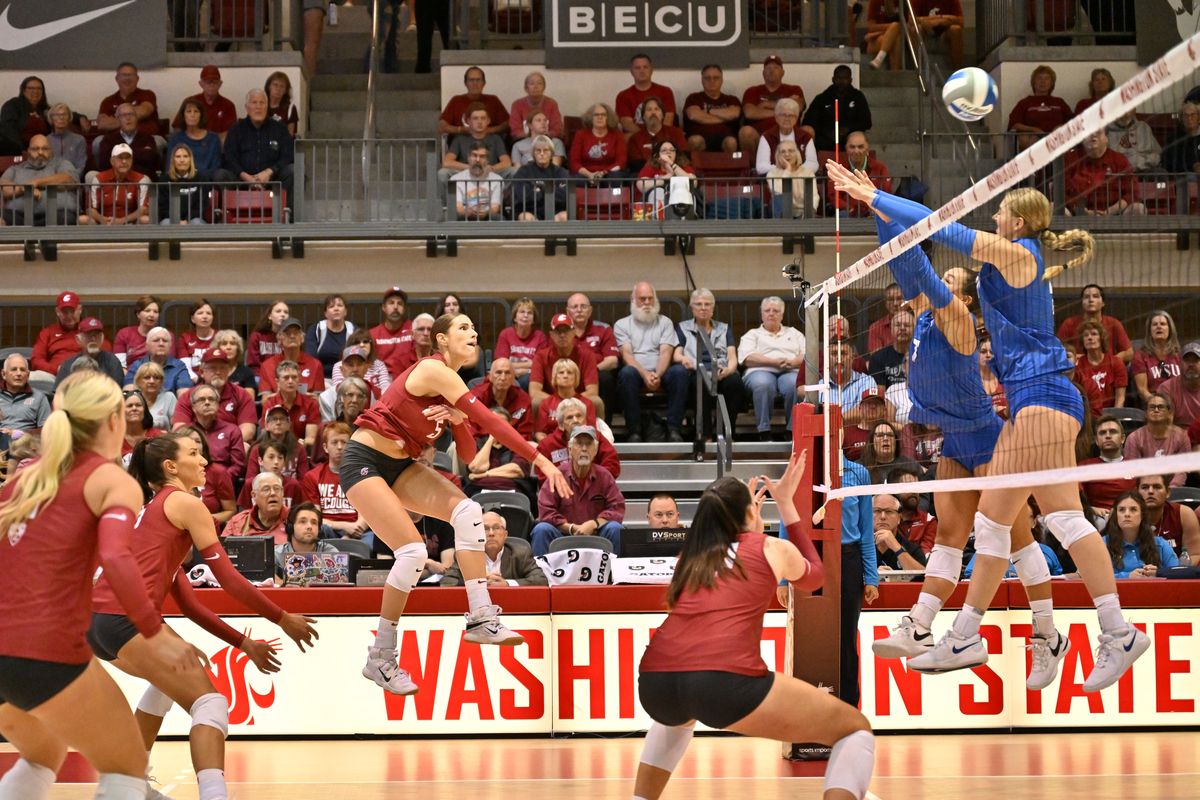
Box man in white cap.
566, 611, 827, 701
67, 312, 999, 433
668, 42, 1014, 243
81, 143, 150, 225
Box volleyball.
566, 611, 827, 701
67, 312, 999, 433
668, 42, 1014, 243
941, 67, 997, 122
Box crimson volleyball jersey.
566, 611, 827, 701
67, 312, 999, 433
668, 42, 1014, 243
640, 533, 777, 677
0, 451, 109, 663
355, 354, 454, 455
93, 485, 193, 615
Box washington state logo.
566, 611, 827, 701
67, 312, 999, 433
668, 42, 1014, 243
206, 632, 280, 725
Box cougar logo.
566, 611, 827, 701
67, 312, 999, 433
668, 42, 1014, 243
207, 633, 279, 725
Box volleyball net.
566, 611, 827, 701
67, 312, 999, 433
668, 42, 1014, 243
805, 30, 1200, 524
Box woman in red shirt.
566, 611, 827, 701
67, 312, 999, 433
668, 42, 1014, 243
635, 451, 875, 800
113, 294, 162, 369
1131, 310, 1181, 403
569, 102, 627, 183
494, 297, 548, 389
1074, 321, 1126, 410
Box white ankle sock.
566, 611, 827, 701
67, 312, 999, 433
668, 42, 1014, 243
910, 592, 942, 631
872, 52, 887, 66
374, 616, 398, 650
196, 768, 227, 800
94, 773, 146, 799
1030, 598, 1056, 639
465, 578, 491, 613
1094, 593, 1126, 634
951, 605, 984, 638
0, 757, 55, 800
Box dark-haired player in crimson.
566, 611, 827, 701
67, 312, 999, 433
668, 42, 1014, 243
634, 450, 876, 800
89, 431, 317, 800
343, 313, 571, 695
0, 371, 195, 800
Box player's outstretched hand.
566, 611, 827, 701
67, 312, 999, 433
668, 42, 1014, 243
279, 613, 319, 653
762, 448, 808, 513
242, 637, 282, 674
825, 160, 878, 205
535, 454, 574, 499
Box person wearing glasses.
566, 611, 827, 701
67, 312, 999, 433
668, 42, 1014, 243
440, 512, 547, 587
224, 472, 288, 543
872, 494, 928, 572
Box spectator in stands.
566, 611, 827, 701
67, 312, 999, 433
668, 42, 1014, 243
1103, 491, 1179, 578
616, 53, 677, 135
615, 283, 689, 443
868, 308, 913, 388
241, 419, 308, 500
569, 103, 628, 184
1056, 284, 1134, 363
511, 113, 566, 168
439, 67, 508, 137
0, 354, 50, 434
332, 331, 390, 397
441, 103, 513, 183
185, 383, 246, 481
32, 291, 86, 380
864, 0, 902, 70
531, 425, 625, 556
1124, 392, 1188, 486
530, 312, 601, 415
248, 299, 288, 374
511, 135, 570, 221
395, 313, 435, 373
120, 388, 160, 460
873, 494, 928, 571
766, 139, 818, 218
217, 89, 295, 203
892, 468, 938, 552
180, 345, 257, 441
564, 293, 613, 423
682, 65, 741, 154
826, 131, 892, 216
1106, 110, 1162, 173
739, 55, 806, 154
304, 293, 356, 379
166, 99, 221, 175
320, 345, 374, 422
1133, 311, 1182, 403
260, 360, 320, 450
471, 357, 534, 440
81, 143, 150, 226
981, 338, 1008, 419
1080, 415, 1136, 514
260, 317, 325, 397
634, 140, 696, 209
801, 66, 871, 153
867, 284, 903, 354
1009, 65, 1074, 150
171, 65, 237, 142
674, 288, 744, 440
442, 511, 548, 586
123, 327, 192, 393
627, 97, 689, 174
157, 144, 211, 225
1074, 321, 1127, 409
226, 471, 288, 543
861, 419, 919, 483
496, 298, 547, 390
647, 493, 683, 528
133, 362, 175, 430
370, 287, 412, 378
465, 406, 535, 499
176, 424, 236, 527
755, 98, 816, 176
0, 134, 78, 226
274, 503, 340, 578
1163, 102, 1200, 175
301, 422, 372, 544
451, 143, 504, 220
96, 62, 159, 139
174, 299, 215, 379
843, 387, 890, 462
1138, 474, 1200, 562
827, 338, 876, 416
533, 358, 598, 441
1074, 68, 1115, 116
1065, 130, 1145, 215
46, 103, 86, 174
323, 377, 368, 438
739, 296, 805, 440
0, 76, 49, 155
535, 397, 621, 480
908, 0, 963, 70
97, 103, 161, 179
260, 73, 299, 139
56, 317, 123, 389
510, 71, 563, 142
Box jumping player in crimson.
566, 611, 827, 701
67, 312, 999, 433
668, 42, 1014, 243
634, 449, 877, 800
827, 161, 1150, 690
87, 432, 318, 800
342, 312, 572, 695
0, 371, 195, 800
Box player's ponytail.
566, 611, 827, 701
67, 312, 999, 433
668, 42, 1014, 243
127, 433, 184, 503
0, 372, 121, 531
1041, 229, 1095, 280
666, 476, 749, 608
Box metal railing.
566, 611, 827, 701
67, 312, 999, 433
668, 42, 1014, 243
978, 0, 1137, 60
299, 138, 439, 222
691, 326, 735, 472
168, 0, 299, 51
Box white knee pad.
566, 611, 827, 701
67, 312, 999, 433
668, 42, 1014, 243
1010, 541, 1052, 586
136, 684, 174, 717
386, 542, 429, 593
640, 721, 695, 772
924, 544, 963, 585
451, 497, 485, 552
1042, 509, 1098, 550
189, 692, 229, 738
972, 512, 1012, 560
824, 728, 875, 799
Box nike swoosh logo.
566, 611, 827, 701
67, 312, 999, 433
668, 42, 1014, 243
1123, 635, 1137, 653
951, 643, 976, 654
0, 1, 136, 51
205, 553, 221, 561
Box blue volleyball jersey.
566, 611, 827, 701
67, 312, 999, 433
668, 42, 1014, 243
977, 237, 1073, 384
908, 310, 996, 434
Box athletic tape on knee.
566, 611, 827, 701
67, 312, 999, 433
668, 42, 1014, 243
136, 685, 174, 717
451, 498, 485, 552
1010, 541, 1052, 586
824, 728, 875, 799
640, 721, 695, 772
1042, 510, 1098, 550
972, 512, 1012, 560
189, 692, 229, 738
386, 542, 428, 593
924, 544, 963, 585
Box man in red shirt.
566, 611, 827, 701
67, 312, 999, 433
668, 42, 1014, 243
96, 62, 159, 138
259, 318, 325, 396
739, 55, 806, 153
1008, 65, 1073, 150
1080, 415, 1135, 513
80, 144, 150, 225
261, 361, 321, 449
1162, 342, 1200, 428
866, 284, 903, 355
471, 358, 533, 439
370, 286, 412, 378
96, 102, 162, 178
438, 66, 509, 138
567, 292, 619, 418
626, 97, 689, 173
892, 468, 938, 554
683, 65, 742, 154
395, 313, 435, 373
529, 313, 601, 415
302, 422, 372, 545
825, 131, 892, 216
1065, 131, 1145, 216
616, 54, 677, 135
30, 291, 107, 379
1138, 474, 1200, 562
842, 387, 890, 462
170, 65, 238, 141
172, 349, 258, 443
530, 425, 625, 556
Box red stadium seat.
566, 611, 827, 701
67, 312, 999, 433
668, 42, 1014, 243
212, 0, 269, 39
1138, 113, 1178, 148
488, 0, 542, 35
1140, 179, 1179, 215
562, 116, 583, 152
689, 150, 752, 179
575, 186, 631, 220
219, 188, 287, 224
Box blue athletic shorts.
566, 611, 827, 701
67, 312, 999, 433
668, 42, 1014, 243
1005, 372, 1086, 427
940, 415, 1003, 474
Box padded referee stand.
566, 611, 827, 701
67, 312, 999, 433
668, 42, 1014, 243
785, 403, 842, 761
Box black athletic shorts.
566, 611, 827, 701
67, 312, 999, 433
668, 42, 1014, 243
639, 670, 775, 729
87, 612, 143, 662
0, 655, 89, 711
340, 440, 416, 493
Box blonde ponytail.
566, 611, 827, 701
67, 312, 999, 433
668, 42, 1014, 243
1040, 229, 1095, 281
0, 372, 121, 531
